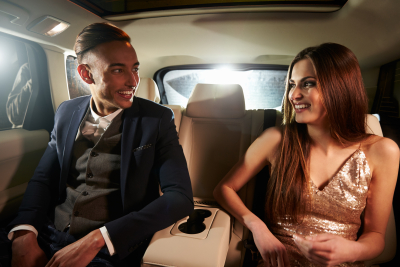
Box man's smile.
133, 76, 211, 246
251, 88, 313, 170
117, 90, 134, 99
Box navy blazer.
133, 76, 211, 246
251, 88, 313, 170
9, 95, 193, 259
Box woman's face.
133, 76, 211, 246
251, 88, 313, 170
288, 58, 327, 126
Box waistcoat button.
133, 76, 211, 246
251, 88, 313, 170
90, 152, 98, 157
87, 173, 93, 178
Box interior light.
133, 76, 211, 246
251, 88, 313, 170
27, 16, 70, 37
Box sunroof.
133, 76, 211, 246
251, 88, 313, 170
69, 0, 348, 18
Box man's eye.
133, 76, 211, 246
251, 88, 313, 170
133, 68, 139, 72
113, 69, 122, 73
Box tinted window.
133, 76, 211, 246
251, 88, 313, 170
0, 36, 31, 130
66, 55, 90, 99
161, 68, 287, 109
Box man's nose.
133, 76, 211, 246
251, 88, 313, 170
127, 71, 140, 88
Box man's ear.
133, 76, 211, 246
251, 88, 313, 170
77, 64, 95, 84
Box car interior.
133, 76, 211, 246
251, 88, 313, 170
0, 0, 399, 266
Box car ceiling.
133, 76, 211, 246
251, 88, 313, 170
1, 0, 400, 77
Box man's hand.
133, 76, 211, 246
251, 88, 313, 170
293, 234, 360, 266
12, 230, 48, 267
45, 229, 105, 267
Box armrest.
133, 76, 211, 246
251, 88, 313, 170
142, 207, 231, 267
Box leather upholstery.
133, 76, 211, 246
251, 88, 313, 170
186, 83, 246, 119
136, 77, 161, 103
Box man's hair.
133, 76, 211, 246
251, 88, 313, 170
74, 22, 131, 63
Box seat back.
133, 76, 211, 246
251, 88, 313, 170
178, 83, 279, 266
364, 114, 397, 266
135, 77, 161, 103
135, 77, 183, 132
179, 83, 252, 202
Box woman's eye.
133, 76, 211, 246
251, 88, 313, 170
289, 83, 296, 89
304, 81, 315, 87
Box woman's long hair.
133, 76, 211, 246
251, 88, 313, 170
265, 43, 369, 225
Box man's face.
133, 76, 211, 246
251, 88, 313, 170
84, 40, 140, 116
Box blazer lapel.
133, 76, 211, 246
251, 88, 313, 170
120, 97, 140, 207
59, 97, 90, 193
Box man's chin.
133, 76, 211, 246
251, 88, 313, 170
117, 99, 134, 110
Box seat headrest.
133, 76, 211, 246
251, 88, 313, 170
186, 83, 245, 119
135, 78, 161, 103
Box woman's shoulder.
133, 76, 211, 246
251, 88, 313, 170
247, 126, 283, 164
257, 126, 283, 145
362, 135, 399, 170
362, 135, 399, 156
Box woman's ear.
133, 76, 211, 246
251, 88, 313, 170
77, 64, 95, 84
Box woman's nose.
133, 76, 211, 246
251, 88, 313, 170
289, 84, 302, 101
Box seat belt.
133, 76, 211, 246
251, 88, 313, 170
243, 109, 277, 267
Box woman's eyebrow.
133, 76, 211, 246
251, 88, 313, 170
289, 76, 316, 83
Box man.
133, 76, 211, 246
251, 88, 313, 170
2, 23, 193, 266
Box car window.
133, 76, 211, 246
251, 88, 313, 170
66, 55, 91, 99
0, 35, 31, 130
0, 33, 54, 133
158, 67, 288, 109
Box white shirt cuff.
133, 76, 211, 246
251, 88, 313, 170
100, 226, 115, 256
8, 224, 38, 240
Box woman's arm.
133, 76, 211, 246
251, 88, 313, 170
356, 136, 399, 259
213, 126, 290, 267
293, 136, 399, 265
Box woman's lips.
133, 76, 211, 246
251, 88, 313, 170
293, 103, 310, 113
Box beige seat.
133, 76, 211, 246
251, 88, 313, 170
178, 83, 276, 267
135, 77, 161, 103
136, 77, 183, 133
143, 83, 273, 267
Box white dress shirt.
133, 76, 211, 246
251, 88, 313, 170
9, 100, 123, 256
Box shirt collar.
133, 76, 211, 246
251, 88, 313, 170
89, 97, 123, 123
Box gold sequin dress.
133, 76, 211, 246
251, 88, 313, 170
265, 149, 371, 267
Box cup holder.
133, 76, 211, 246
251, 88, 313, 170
178, 209, 212, 234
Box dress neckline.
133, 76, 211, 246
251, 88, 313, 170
310, 147, 363, 192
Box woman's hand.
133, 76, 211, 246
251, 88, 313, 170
293, 234, 359, 266
252, 227, 290, 267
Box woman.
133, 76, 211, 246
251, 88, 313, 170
213, 43, 399, 267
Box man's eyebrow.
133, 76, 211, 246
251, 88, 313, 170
109, 62, 140, 67
289, 76, 316, 83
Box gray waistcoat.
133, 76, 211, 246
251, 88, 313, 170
54, 111, 124, 238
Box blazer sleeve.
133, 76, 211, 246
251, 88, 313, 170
105, 107, 194, 259
7, 104, 62, 232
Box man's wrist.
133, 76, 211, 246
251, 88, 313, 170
90, 229, 106, 250
11, 230, 35, 242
